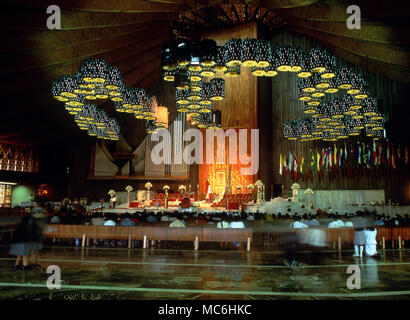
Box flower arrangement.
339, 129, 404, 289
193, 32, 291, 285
291, 183, 301, 189
254, 180, 263, 187
62, 198, 71, 206
304, 188, 314, 195
178, 185, 186, 191
163, 185, 170, 191
145, 182, 153, 190
247, 184, 255, 190
236, 185, 243, 190
125, 185, 133, 192
108, 190, 116, 197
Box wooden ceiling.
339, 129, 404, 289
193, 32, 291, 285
0, 0, 409, 146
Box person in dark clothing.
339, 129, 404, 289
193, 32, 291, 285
9, 215, 35, 270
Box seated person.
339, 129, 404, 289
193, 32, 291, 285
229, 216, 245, 229
169, 218, 185, 228
217, 218, 229, 228
146, 213, 158, 223
91, 214, 105, 226
49, 214, 61, 224
246, 214, 255, 221
119, 217, 135, 226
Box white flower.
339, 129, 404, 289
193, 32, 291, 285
247, 184, 255, 190
304, 188, 314, 195
108, 190, 116, 196
125, 185, 133, 192
291, 183, 300, 189
145, 182, 153, 190
163, 185, 170, 190
178, 185, 186, 191
236, 185, 243, 190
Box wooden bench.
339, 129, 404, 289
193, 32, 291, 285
43, 224, 253, 251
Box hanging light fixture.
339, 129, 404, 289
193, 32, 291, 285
328, 100, 344, 119
188, 43, 201, 72
371, 120, 384, 131
51, 78, 69, 102
308, 48, 327, 73
161, 41, 177, 71
155, 106, 168, 129
255, 39, 272, 68
297, 53, 312, 78
298, 77, 316, 93
162, 70, 175, 82
224, 39, 242, 67
210, 78, 225, 101
176, 40, 191, 67
176, 89, 189, 105
59, 75, 78, 98
352, 109, 363, 120
199, 82, 212, 106
347, 72, 367, 96
188, 88, 202, 101
307, 99, 320, 106
283, 121, 298, 140
324, 77, 338, 93
264, 62, 278, 77
240, 38, 258, 67
373, 130, 384, 140
362, 97, 378, 116
302, 102, 317, 114
321, 52, 336, 78
214, 46, 227, 72
176, 101, 190, 113
199, 39, 217, 67
174, 71, 190, 90
200, 66, 215, 77
273, 46, 291, 72
289, 47, 303, 72
335, 66, 353, 89
105, 66, 123, 90
312, 73, 329, 89
146, 120, 158, 134
298, 87, 312, 102
109, 84, 124, 102
188, 70, 202, 82
79, 59, 109, 84
224, 65, 240, 77
197, 112, 213, 128
311, 88, 325, 98
144, 96, 157, 120
251, 66, 266, 76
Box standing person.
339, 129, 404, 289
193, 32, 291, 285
31, 208, 47, 267
352, 212, 366, 257
9, 215, 34, 271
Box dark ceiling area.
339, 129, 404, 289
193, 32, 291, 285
1, 0, 409, 147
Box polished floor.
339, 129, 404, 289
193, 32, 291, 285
1, 244, 410, 300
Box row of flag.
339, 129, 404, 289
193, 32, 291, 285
279, 141, 409, 179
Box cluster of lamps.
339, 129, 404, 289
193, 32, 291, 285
284, 97, 384, 142
52, 59, 169, 138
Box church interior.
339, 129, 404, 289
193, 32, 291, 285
1, 0, 410, 302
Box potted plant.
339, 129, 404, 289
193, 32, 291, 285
125, 185, 133, 205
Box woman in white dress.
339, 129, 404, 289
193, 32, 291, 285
364, 227, 378, 257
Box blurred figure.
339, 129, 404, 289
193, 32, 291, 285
9, 215, 34, 271
364, 227, 378, 257
31, 208, 47, 267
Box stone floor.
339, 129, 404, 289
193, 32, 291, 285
1, 244, 410, 300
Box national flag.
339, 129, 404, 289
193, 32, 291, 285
405, 146, 408, 165
283, 154, 287, 176
392, 144, 396, 169
300, 154, 304, 173
358, 142, 361, 164
293, 153, 298, 179
398, 146, 401, 160
339, 147, 343, 167
345, 143, 348, 160
329, 148, 333, 170
288, 152, 293, 172
367, 146, 371, 168
317, 151, 320, 172
387, 142, 391, 167
334, 145, 337, 167
373, 140, 377, 165
378, 143, 382, 166
279, 153, 283, 175
311, 150, 315, 171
